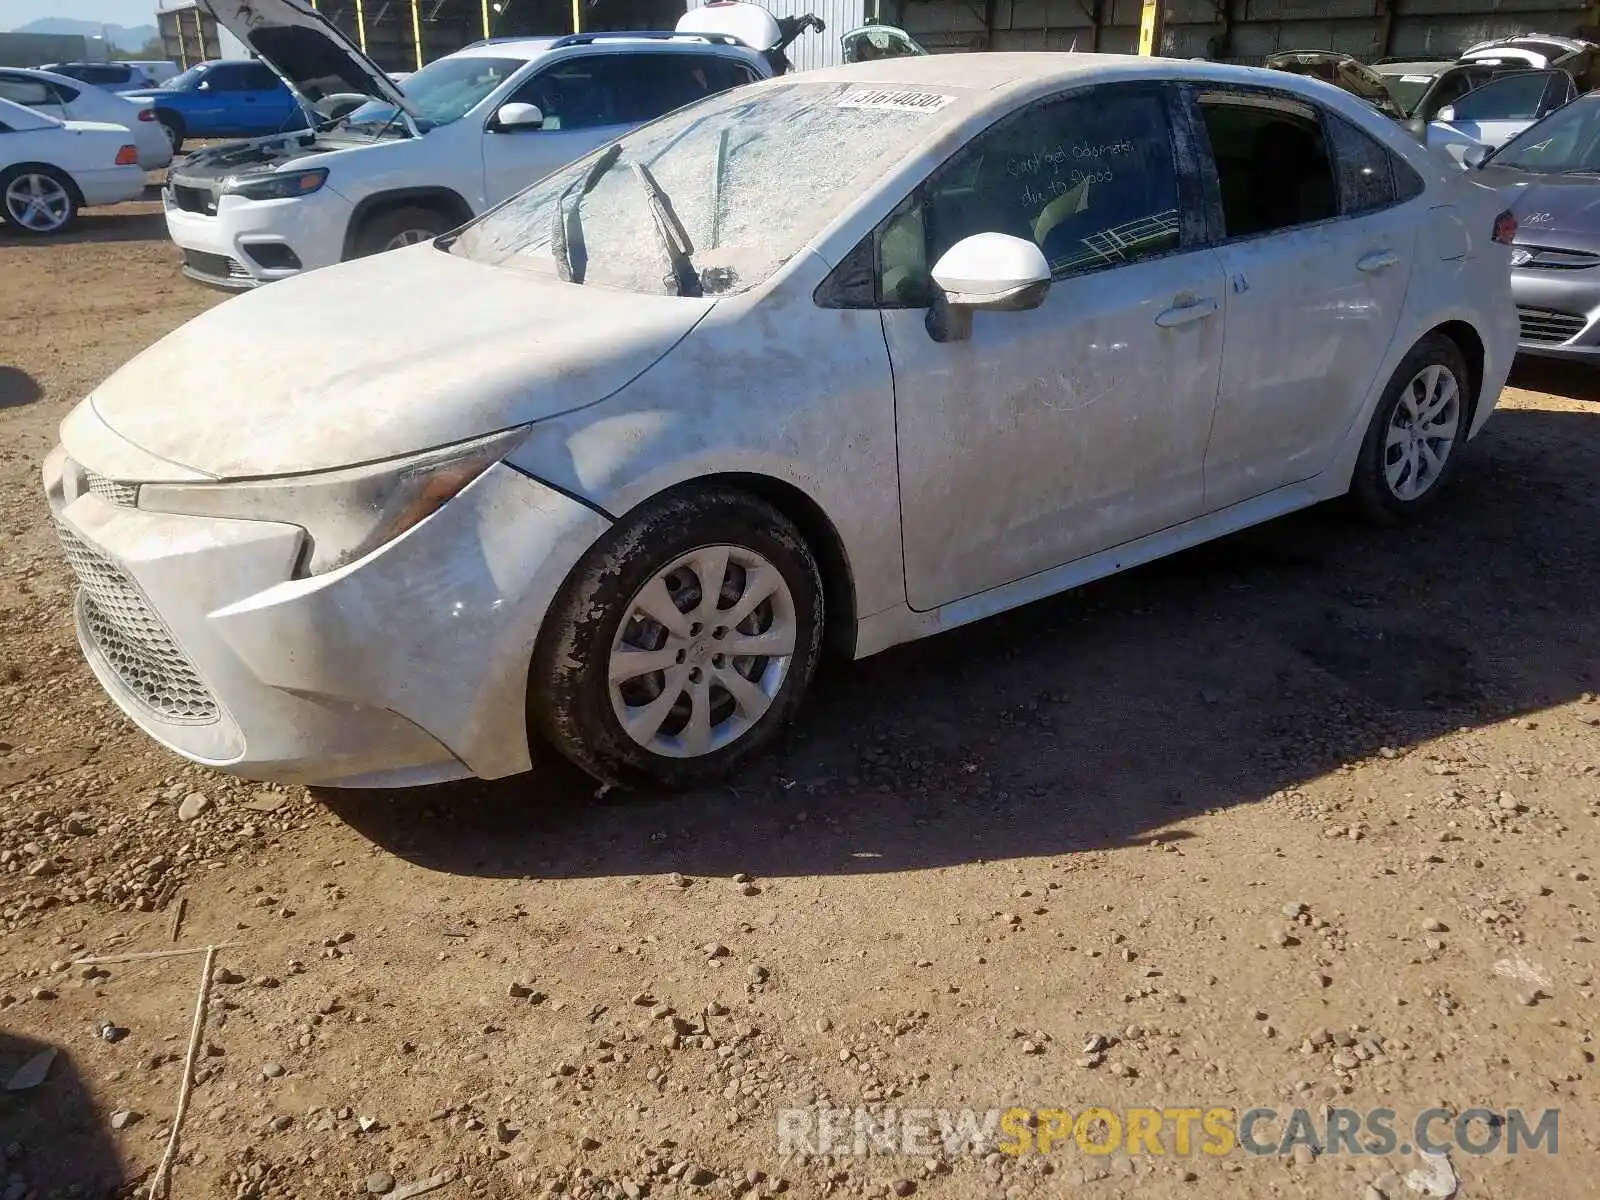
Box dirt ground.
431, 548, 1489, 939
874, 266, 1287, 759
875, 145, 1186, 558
1, 197, 1597, 1200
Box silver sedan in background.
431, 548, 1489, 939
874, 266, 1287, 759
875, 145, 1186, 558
1467, 92, 1600, 361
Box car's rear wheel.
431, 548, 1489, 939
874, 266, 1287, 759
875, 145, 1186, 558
530, 488, 825, 790
155, 111, 184, 154
0, 165, 78, 235
352, 204, 454, 257
1348, 333, 1470, 523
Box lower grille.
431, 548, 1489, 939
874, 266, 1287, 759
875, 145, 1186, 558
55, 523, 219, 726
181, 249, 251, 283
1517, 305, 1587, 345
85, 472, 138, 507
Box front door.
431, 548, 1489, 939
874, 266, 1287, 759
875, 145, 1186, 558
1188, 88, 1421, 509
1435, 68, 1574, 148
880, 83, 1226, 612
482, 53, 636, 205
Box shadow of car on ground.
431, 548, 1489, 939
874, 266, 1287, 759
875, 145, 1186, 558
318, 404, 1599, 883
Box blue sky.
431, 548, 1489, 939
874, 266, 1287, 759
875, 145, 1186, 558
4, 0, 163, 29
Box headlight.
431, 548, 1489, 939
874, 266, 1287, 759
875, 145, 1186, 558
220, 167, 329, 200
137, 427, 530, 576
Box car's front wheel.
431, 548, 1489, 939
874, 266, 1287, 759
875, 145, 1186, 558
1349, 332, 1471, 523
0, 165, 78, 235
530, 488, 825, 790
352, 204, 454, 257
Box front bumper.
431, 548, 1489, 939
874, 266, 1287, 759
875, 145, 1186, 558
1511, 266, 1600, 361
163, 183, 351, 290
43, 444, 610, 787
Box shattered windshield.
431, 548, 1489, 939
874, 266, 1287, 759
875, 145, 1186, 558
342, 55, 524, 133
449, 80, 966, 296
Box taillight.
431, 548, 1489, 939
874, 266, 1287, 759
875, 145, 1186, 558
1492, 209, 1518, 245
137, 108, 155, 122
115, 144, 138, 166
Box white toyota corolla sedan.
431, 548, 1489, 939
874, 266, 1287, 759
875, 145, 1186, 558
45, 54, 1518, 791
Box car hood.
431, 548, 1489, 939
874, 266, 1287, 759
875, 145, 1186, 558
85, 247, 711, 479
1477, 168, 1600, 239
1264, 50, 1404, 116
198, 0, 413, 115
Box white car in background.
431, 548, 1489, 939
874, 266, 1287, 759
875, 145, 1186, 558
0, 97, 145, 235
46, 55, 1515, 791
0, 66, 172, 169
162, 0, 770, 289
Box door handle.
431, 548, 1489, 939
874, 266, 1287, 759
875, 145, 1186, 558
1358, 250, 1399, 272
1154, 296, 1219, 327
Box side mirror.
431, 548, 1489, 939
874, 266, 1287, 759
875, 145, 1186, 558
494, 102, 544, 131
1461, 142, 1491, 169
1436, 104, 1456, 123
1404, 115, 1429, 142
197, 80, 211, 91
925, 232, 1051, 343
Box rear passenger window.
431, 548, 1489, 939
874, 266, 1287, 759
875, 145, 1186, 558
1326, 114, 1395, 213
1198, 97, 1337, 238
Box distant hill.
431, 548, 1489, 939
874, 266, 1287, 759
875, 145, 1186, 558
9, 17, 159, 53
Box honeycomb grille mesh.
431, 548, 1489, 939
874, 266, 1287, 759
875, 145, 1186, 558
85, 473, 138, 506
55, 523, 219, 725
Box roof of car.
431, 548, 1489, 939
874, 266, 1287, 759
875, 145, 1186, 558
449, 36, 561, 60
798, 51, 1335, 95
446, 33, 765, 62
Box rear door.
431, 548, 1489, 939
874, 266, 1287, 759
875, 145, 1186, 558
1186, 86, 1424, 510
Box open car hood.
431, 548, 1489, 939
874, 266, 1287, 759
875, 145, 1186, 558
1264, 51, 1404, 117
840, 24, 928, 63
199, 0, 414, 116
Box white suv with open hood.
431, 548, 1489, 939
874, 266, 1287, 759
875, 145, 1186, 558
165, 0, 770, 289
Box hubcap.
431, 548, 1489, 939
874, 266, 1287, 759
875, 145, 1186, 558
608, 545, 797, 759
383, 228, 436, 250
1384, 363, 1460, 502
4, 173, 71, 232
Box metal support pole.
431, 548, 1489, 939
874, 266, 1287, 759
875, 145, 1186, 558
571, 0, 582, 34
481, 0, 492, 39
1136, 0, 1162, 56
411, 0, 424, 69
356, 0, 368, 50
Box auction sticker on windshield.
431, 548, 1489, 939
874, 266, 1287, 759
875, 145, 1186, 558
837, 88, 955, 114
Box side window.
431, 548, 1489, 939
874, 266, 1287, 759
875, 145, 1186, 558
1325, 114, 1398, 214
50, 81, 81, 103
876, 87, 1182, 305
511, 56, 625, 130
0, 76, 54, 106
207, 65, 252, 92
1197, 97, 1336, 239
1450, 72, 1556, 121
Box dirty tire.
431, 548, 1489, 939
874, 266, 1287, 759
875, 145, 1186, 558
156, 111, 184, 155
530, 488, 825, 791
1348, 332, 1471, 525
351, 204, 453, 257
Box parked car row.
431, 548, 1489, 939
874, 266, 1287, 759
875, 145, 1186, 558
43, 37, 1524, 792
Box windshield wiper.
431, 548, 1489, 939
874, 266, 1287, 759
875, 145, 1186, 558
552, 143, 622, 283
631, 161, 700, 298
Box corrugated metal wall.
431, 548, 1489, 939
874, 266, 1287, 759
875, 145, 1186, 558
893, 0, 1597, 62
685, 0, 868, 68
